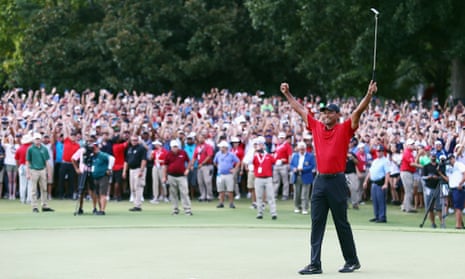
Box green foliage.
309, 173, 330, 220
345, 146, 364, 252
0, 0, 464, 99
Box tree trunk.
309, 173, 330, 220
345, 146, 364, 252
451, 58, 465, 102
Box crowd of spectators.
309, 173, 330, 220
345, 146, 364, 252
1, 86, 465, 221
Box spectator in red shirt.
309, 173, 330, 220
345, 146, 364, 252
188, 133, 214, 202
163, 140, 192, 215
58, 126, 81, 199
273, 132, 294, 200
15, 134, 33, 203
111, 135, 128, 201
400, 139, 421, 213
282, 81, 377, 274
150, 140, 168, 204
253, 136, 277, 220
230, 136, 244, 199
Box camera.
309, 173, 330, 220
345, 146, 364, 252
83, 144, 95, 168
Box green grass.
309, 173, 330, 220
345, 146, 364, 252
0, 199, 463, 279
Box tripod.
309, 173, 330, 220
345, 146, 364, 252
419, 181, 448, 228
73, 170, 92, 216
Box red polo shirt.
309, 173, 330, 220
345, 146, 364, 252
253, 152, 276, 177
274, 141, 293, 164
15, 143, 31, 165
307, 114, 355, 173
355, 149, 367, 172
193, 142, 214, 165
231, 145, 244, 161
400, 148, 416, 173
165, 149, 189, 176
62, 137, 80, 163
152, 147, 168, 167
112, 142, 128, 171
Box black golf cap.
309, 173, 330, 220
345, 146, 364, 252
320, 103, 340, 113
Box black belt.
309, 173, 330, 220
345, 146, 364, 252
168, 173, 184, 177
317, 172, 344, 178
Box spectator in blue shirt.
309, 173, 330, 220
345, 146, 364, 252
213, 141, 240, 208
363, 145, 391, 223
290, 141, 315, 214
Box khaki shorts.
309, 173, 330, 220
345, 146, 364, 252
217, 174, 234, 192
5, 164, 17, 172
247, 171, 255, 190
94, 176, 110, 196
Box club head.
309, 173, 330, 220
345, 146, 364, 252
370, 8, 379, 16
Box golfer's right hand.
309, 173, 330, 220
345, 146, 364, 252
368, 80, 377, 95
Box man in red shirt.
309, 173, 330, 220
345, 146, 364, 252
58, 128, 81, 199
15, 134, 33, 204
188, 133, 214, 201
400, 139, 421, 213
111, 135, 128, 201
253, 136, 277, 220
281, 80, 377, 275
273, 132, 293, 200
230, 136, 244, 199
163, 140, 192, 215
150, 140, 168, 204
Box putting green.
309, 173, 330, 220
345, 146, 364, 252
0, 199, 463, 279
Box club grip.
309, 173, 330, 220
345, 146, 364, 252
371, 70, 376, 82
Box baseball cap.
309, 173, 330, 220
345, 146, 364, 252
230, 136, 240, 143
21, 134, 33, 144
153, 140, 162, 146
297, 142, 306, 149
256, 136, 266, 145
33, 133, 42, 140
218, 141, 229, 148
320, 104, 340, 113
170, 140, 179, 148
187, 132, 196, 139
278, 132, 286, 139
406, 139, 415, 145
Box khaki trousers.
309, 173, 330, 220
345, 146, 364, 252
30, 169, 48, 209
255, 177, 277, 216
197, 165, 213, 200
129, 168, 146, 208
273, 164, 290, 197
168, 175, 192, 212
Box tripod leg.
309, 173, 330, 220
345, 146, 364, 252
74, 171, 87, 215
420, 186, 439, 228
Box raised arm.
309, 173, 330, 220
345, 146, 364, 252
351, 80, 377, 130
280, 83, 309, 127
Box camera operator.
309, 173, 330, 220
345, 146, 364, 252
72, 136, 98, 215
90, 143, 114, 215
422, 154, 444, 228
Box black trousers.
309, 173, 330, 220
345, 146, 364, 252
310, 174, 359, 267
58, 162, 77, 198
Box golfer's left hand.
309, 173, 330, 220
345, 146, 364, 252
280, 83, 290, 95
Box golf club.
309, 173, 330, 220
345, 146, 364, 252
370, 8, 379, 81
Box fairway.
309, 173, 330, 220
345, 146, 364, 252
1, 199, 464, 279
